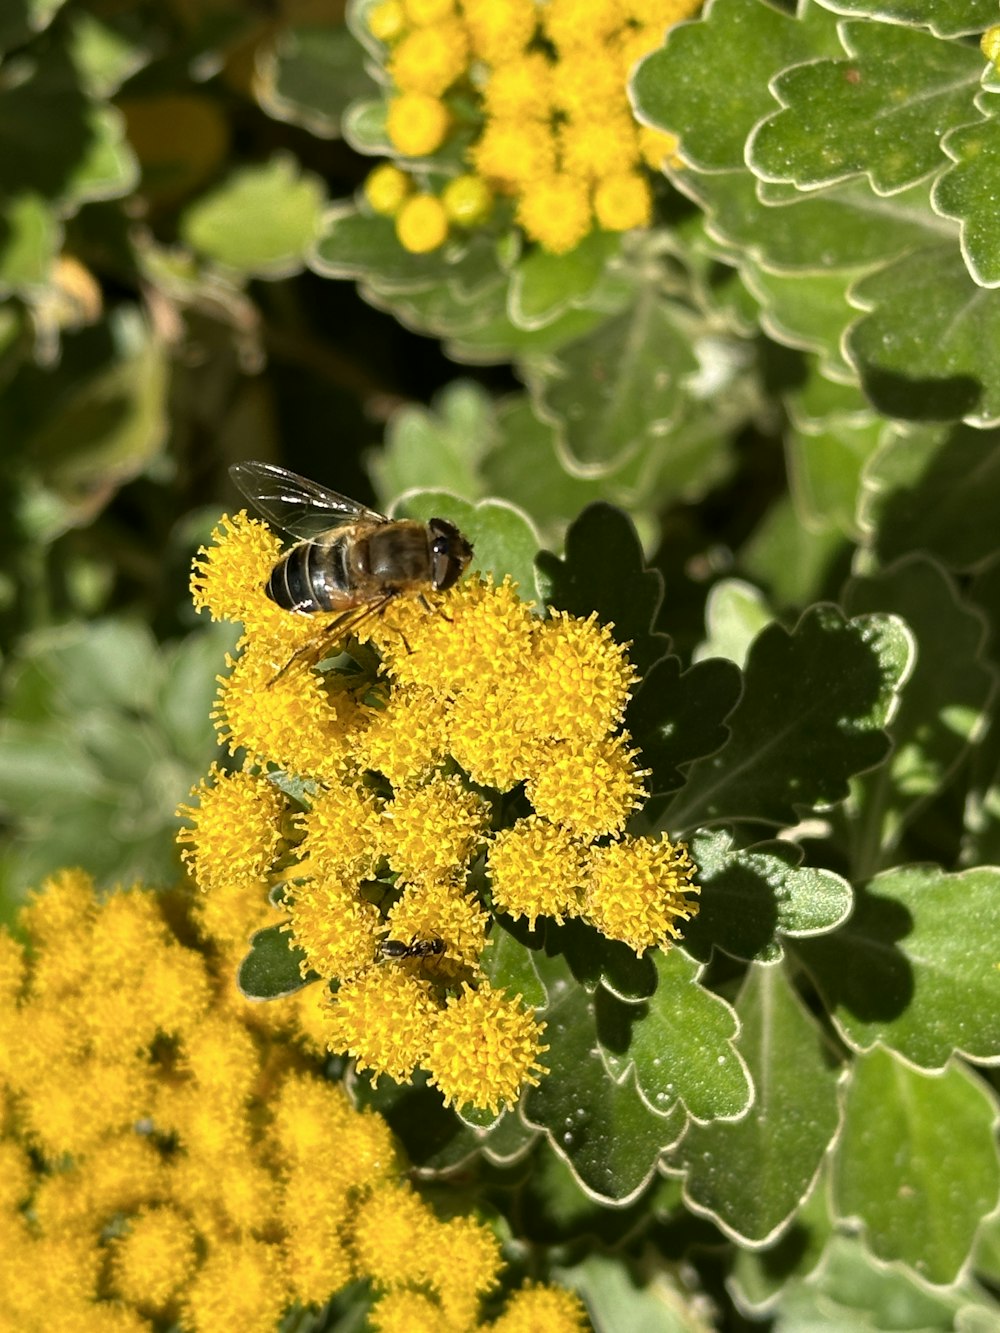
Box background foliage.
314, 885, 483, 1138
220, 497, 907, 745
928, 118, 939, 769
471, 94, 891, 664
1, 0, 999, 1329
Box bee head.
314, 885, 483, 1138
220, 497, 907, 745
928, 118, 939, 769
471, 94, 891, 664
428, 518, 474, 591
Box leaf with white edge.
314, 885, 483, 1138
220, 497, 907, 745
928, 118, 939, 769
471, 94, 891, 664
536, 503, 667, 676
730, 1184, 832, 1314
544, 918, 657, 1003
527, 292, 699, 475
693, 579, 773, 668
370, 380, 496, 507
394, 491, 540, 600
480, 919, 547, 1010
748, 23, 984, 194
683, 829, 853, 965
672, 167, 940, 276
933, 107, 1000, 289
832, 1048, 1000, 1285
510, 230, 622, 331
847, 243, 1000, 427
844, 557, 995, 857
667, 963, 843, 1245
664, 605, 913, 833
810, 0, 996, 39
742, 257, 862, 382
180, 155, 326, 278
559, 1254, 701, 1333
628, 656, 742, 801
598, 950, 752, 1123
795, 865, 1000, 1069
630, 0, 844, 173
860, 423, 1000, 571
256, 24, 374, 138
524, 951, 686, 1204
238, 924, 314, 1000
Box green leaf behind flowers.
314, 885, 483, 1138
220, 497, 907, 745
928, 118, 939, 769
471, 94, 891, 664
238, 923, 315, 1000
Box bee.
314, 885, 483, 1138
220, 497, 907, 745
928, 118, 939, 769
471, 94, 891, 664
379, 936, 446, 961
230, 461, 473, 664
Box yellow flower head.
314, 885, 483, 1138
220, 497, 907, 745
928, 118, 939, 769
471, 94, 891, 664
321, 966, 438, 1082
583, 833, 699, 954
356, 682, 450, 786
473, 118, 558, 193
526, 734, 649, 839
427, 1213, 503, 1328
426, 979, 548, 1113
638, 124, 683, 171
560, 114, 641, 181
381, 772, 490, 882
487, 815, 586, 929
395, 192, 450, 253
111, 1205, 198, 1311
462, 0, 538, 63
593, 170, 654, 231
365, 162, 412, 216
516, 173, 592, 254
295, 780, 383, 881
442, 173, 493, 226
286, 877, 381, 980
183, 1238, 289, 1333
177, 764, 285, 894
369, 0, 407, 42
191, 511, 303, 644
389, 20, 468, 96
369, 1289, 447, 1332
386, 92, 450, 156
542, 0, 622, 49
385, 878, 490, 970
483, 53, 553, 120
404, 0, 454, 21
492, 1281, 592, 1333
352, 1179, 441, 1288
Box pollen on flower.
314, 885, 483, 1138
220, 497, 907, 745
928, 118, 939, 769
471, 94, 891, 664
321, 966, 437, 1082
526, 734, 649, 839
487, 816, 586, 929
177, 764, 285, 894
492, 1280, 592, 1332
517, 173, 592, 254
381, 772, 490, 882
583, 833, 700, 954
426, 980, 548, 1114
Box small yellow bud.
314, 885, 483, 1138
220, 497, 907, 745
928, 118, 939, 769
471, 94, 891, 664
364, 163, 412, 216
368, 0, 406, 42
442, 174, 492, 226
593, 171, 653, 232
403, 0, 455, 25
983, 24, 1000, 65
386, 92, 450, 156
396, 194, 449, 253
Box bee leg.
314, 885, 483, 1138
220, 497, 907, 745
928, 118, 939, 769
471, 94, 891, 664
418, 592, 453, 625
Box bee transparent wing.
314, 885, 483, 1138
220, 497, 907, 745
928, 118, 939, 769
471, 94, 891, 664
229, 461, 388, 541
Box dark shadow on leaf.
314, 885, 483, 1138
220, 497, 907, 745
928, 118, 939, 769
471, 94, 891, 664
544, 918, 657, 1000
593, 987, 648, 1057
860, 366, 981, 424
682, 853, 782, 965
794, 885, 914, 1023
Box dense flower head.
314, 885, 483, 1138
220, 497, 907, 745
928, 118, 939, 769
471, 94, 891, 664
0, 871, 585, 1331
359, 0, 701, 253
180, 512, 698, 1116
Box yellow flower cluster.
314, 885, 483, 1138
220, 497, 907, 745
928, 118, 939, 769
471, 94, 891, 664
183, 511, 698, 1110
0, 869, 590, 1332
361, 0, 693, 253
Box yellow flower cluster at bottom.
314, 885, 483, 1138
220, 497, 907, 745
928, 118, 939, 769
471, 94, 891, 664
182, 512, 699, 1114
0, 870, 590, 1332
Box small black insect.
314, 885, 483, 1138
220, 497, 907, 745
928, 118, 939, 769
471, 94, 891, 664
379, 936, 446, 961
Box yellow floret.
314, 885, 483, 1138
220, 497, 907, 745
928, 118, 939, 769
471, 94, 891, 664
426, 980, 547, 1113
396, 193, 449, 253
446, 678, 533, 790
404, 0, 454, 21
322, 966, 438, 1082
364, 162, 413, 215
177, 764, 285, 894
352, 1180, 441, 1288
483, 53, 553, 121
638, 124, 683, 171
517, 173, 592, 254
386, 92, 450, 156
442, 173, 493, 225
111, 1205, 198, 1311
385, 878, 490, 970
525, 734, 648, 838
462, 0, 538, 63
472, 118, 558, 191
427, 1213, 503, 1328
182, 1238, 289, 1333
295, 780, 383, 881
492, 1281, 592, 1332
593, 170, 653, 230
369, 0, 407, 42
542, 0, 622, 49
356, 683, 450, 785
381, 773, 490, 882
550, 50, 628, 120
389, 20, 468, 96
487, 816, 586, 929
559, 115, 640, 181
286, 877, 381, 981
583, 833, 699, 954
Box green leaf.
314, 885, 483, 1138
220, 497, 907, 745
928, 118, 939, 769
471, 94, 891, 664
693, 578, 772, 667
664, 605, 913, 831
181, 154, 326, 278
393, 491, 540, 600
742, 257, 861, 381
795, 865, 1000, 1069
0, 0, 68, 52
627, 655, 743, 799
599, 950, 752, 1122
832, 1048, 1000, 1284
860, 423, 1000, 571
66, 9, 150, 98
748, 23, 983, 194
526, 292, 699, 474
509, 230, 623, 331
369, 380, 495, 506
811, 0, 996, 39
0, 193, 59, 294
558, 1254, 703, 1333
256, 23, 374, 138
844, 557, 995, 860
668, 963, 843, 1244
683, 829, 853, 965
847, 244, 1000, 427
238, 923, 314, 1000
934, 108, 1000, 289
741, 494, 850, 610
524, 951, 686, 1203
631, 0, 843, 173
536, 503, 667, 676
481, 920, 547, 1010
786, 416, 883, 540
